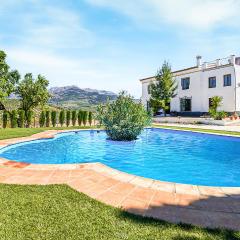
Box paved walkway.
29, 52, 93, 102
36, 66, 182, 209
0, 130, 240, 231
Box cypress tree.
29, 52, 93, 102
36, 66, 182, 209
66, 110, 71, 127
18, 110, 25, 128
59, 110, 65, 127
51, 111, 57, 127
26, 110, 33, 128
10, 110, 18, 128
39, 111, 46, 127
72, 110, 77, 126
78, 110, 83, 126
82, 111, 88, 126
88, 112, 93, 126
45, 110, 50, 127
2, 111, 8, 128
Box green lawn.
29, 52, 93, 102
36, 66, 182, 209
0, 184, 239, 240
0, 126, 95, 140
153, 124, 240, 136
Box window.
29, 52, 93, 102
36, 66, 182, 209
181, 78, 190, 90
224, 74, 231, 86
209, 77, 216, 88
147, 85, 151, 94
180, 98, 191, 111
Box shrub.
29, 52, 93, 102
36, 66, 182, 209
59, 110, 65, 127
10, 110, 18, 128
51, 111, 57, 127
72, 110, 77, 126
2, 111, 8, 128
45, 111, 50, 127
215, 111, 227, 120
96, 91, 151, 141
66, 110, 71, 127
39, 111, 46, 127
26, 110, 33, 128
78, 110, 83, 126
18, 110, 25, 128
88, 112, 93, 126
82, 111, 88, 126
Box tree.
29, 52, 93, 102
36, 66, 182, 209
96, 91, 151, 141
209, 96, 226, 120
72, 110, 77, 126
59, 110, 65, 127
0, 50, 20, 108
25, 110, 33, 127
10, 110, 18, 128
82, 111, 88, 126
16, 73, 50, 119
149, 61, 177, 116
66, 110, 71, 127
51, 111, 57, 127
78, 110, 83, 126
18, 110, 25, 128
88, 112, 93, 126
2, 111, 8, 128
39, 111, 46, 127
45, 111, 50, 127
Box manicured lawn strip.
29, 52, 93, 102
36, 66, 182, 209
0, 184, 239, 240
153, 124, 240, 136
0, 126, 96, 140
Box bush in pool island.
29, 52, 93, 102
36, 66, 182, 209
96, 91, 151, 141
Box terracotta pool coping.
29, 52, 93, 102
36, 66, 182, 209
0, 129, 240, 230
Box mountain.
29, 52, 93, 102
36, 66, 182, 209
49, 86, 117, 110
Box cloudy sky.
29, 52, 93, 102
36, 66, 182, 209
0, 0, 240, 97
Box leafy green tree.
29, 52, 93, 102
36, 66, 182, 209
25, 110, 33, 128
209, 96, 226, 120
149, 61, 177, 116
18, 110, 25, 128
0, 50, 20, 108
78, 110, 83, 126
82, 111, 88, 126
96, 91, 151, 141
59, 110, 65, 127
88, 112, 93, 126
10, 110, 18, 128
51, 111, 57, 127
16, 73, 50, 120
66, 110, 71, 127
45, 111, 50, 127
72, 110, 77, 126
39, 111, 46, 127
2, 111, 8, 128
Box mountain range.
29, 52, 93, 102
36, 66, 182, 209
49, 85, 117, 110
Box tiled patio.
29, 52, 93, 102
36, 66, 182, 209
0, 130, 240, 231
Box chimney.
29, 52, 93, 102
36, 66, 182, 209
196, 55, 202, 67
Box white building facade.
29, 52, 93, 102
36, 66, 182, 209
140, 55, 240, 116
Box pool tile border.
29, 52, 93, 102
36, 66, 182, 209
0, 129, 240, 230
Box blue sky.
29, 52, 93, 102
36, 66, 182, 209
0, 0, 240, 97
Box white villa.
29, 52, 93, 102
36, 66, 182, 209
140, 55, 240, 116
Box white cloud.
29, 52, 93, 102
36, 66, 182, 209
86, 0, 239, 29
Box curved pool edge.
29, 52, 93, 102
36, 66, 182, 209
1, 128, 240, 193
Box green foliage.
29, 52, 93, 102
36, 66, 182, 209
59, 110, 65, 127
18, 110, 25, 128
96, 91, 151, 141
78, 110, 83, 126
88, 112, 93, 126
209, 96, 226, 120
0, 50, 20, 104
45, 111, 50, 127
2, 111, 8, 128
71, 110, 77, 126
16, 73, 50, 117
82, 111, 88, 126
25, 110, 33, 128
149, 61, 177, 115
66, 110, 71, 127
10, 110, 18, 128
39, 111, 46, 127
51, 111, 57, 127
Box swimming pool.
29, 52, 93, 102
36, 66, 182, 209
0, 128, 240, 187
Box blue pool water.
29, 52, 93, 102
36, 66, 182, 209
0, 128, 240, 187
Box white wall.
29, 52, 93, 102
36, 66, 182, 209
141, 65, 236, 113
234, 64, 240, 112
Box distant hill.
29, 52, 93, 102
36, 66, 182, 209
49, 86, 117, 110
